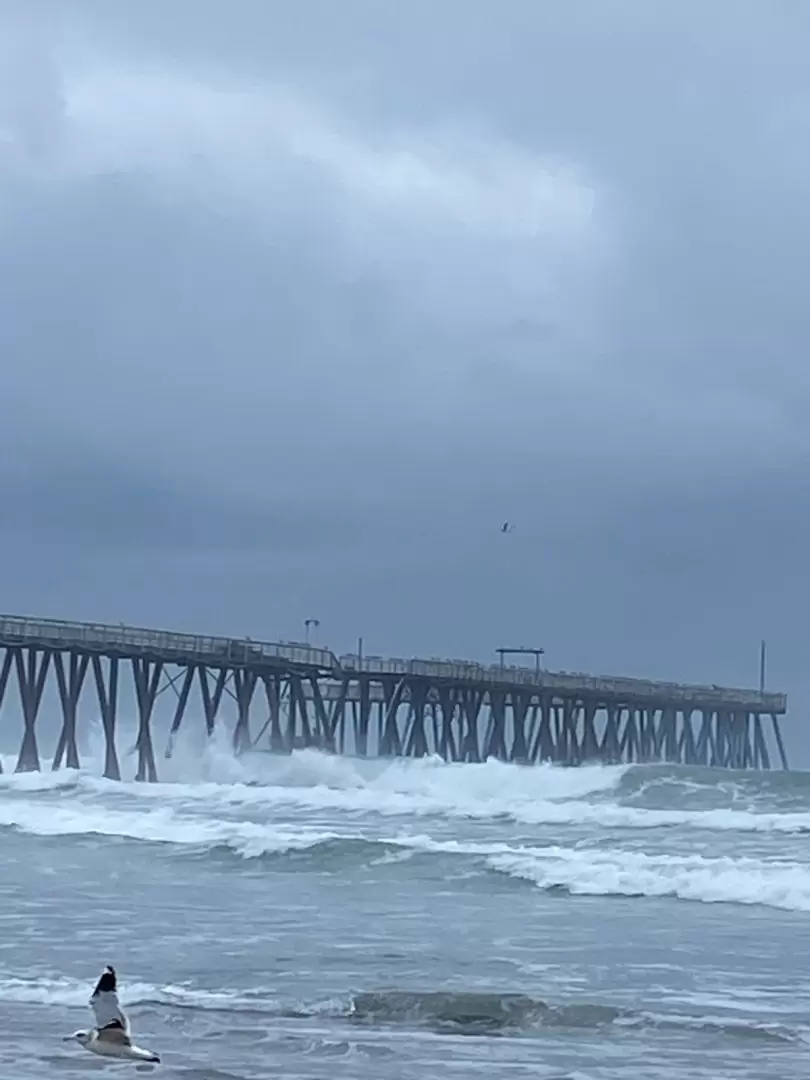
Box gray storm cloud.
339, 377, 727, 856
0, 2, 809, 760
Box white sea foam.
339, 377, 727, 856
0, 972, 280, 1013
352, 833, 810, 912
484, 845, 810, 912
4, 718, 624, 794
2, 744, 807, 835
1, 788, 809, 912
0, 798, 339, 858
392, 832, 810, 913
0, 736, 635, 823
3, 731, 810, 917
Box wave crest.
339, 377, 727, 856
3, 749, 810, 835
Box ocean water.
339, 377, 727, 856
0, 727, 809, 1079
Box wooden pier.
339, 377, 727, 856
0, 614, 789, 779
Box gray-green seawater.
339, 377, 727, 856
1, 729, 809, 1079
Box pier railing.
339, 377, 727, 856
0, 614, 335, 672
338, 654, 786, 711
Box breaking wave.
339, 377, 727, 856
1, 799, 810, 911
2, 740, 810, 834
484, 846, 810, 912
3, 732, 810, 913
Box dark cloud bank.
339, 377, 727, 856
1, 1, 809, 761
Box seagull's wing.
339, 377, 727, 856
96, 1025, 132, 1047
89, 966, 130, 1034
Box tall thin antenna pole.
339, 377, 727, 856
759, 639, 766, 693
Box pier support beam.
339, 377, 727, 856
53, 652, 89, 770
485, 691, 507, 760
263, 675, 285, 753
404, 683, 429, 757
0, 652, 12, 775
198, 667, 228, 737
132, 659, 162, 782
379, 678, 405, 757
579, 701, 598, 761
510, 691, 530, 763
14, 648, 51, 773
309, 674, 331, 752
531, 697, 555, 763
599, 705, 621, 763
327, 679, 349, 754
770, 713, 789, 771
753, 714, 771, 770
354, 680, 372, 756
92, 656, 120, 781
233, 669, 257, 755
164, 667, 195, 759
460, 689, 484, 762
437, 687, 459, 762
289, 676, 312, 748
680, 709, 696, 765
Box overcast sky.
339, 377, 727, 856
0, 1, 808, 761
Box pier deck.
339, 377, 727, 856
0, 614, 789, 779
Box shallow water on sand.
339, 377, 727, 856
0, 732, 808, 1079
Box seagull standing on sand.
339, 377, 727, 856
65, 966, 161, 1064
